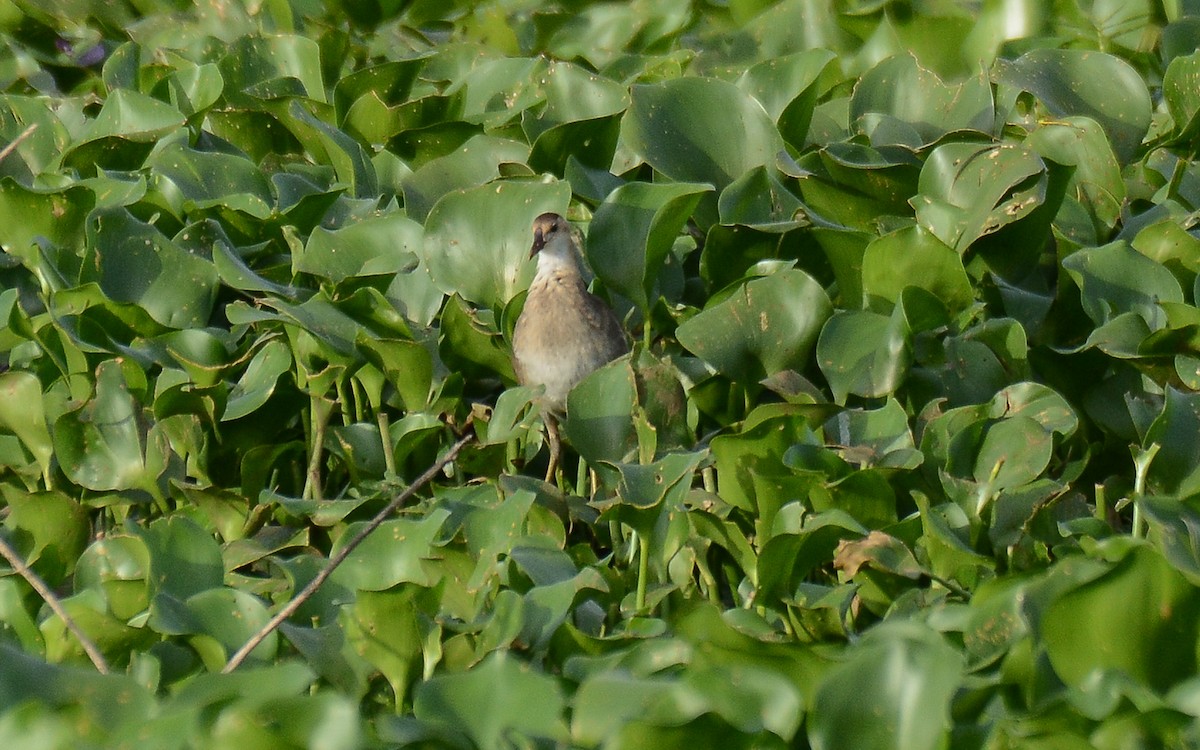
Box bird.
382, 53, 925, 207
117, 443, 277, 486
512, 212, 628, 481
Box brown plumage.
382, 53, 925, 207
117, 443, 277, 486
512, 212, 627, 479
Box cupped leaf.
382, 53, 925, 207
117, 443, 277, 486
997, 49, 1152, 164
1062, 241, 1182, 328
914, 141, 1046, 253
413, 651, 568, 748
737, 49, 836, 148
588, 180, 711, 313
816, 305, 911, 403
423, 179, 571, 311
1164, 51, 1200, 144
850, 54, 994, 148
861, 225, 973, 313
400, 134, 529, 222
622, 77, 784, 222
1043, 544, 1200, 692
676, 269, 833, 384
53, 360, 160, 495
330, 508, 449, 591
808, 622, 964, 750
82, 208, 218, 329
295, 211, 422, 283
0, 371, 54, 477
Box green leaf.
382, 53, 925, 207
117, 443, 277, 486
222, 339, 292, 422
330, 508, 449, 591
82, 208, 218, 329
850, 54, 993, 148
861, 225, 973, 313
1062, 241, 1183, 328
816, 305, 911, 403
1164, 51, 1200, 143
622, 77, 784, 223
413, 651, 568, 747
53, 360, 159, 495
676, 269, 832, 384
565, 357, 638, 466
295, 211, 422, 283
808, 622, 963, 750
401, 135, 529, 223
0, 371, 53, 477
914, 141, 1046, 253
588, 180, 711, 313
997, 49, 1152, 164
1043, 544, 1200, 692
423, 179, 571, 311
1144, 388, 1200, 497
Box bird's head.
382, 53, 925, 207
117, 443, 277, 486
529, 212, 583, 274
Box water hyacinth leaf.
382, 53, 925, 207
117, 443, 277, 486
808, 622, 963, 750
1143, 388, 1200, 497
185, 587, 277, 668
0, 371, 53, 477
1028, 117, 1125, 235
341, 587, 426, 706
400, 135, 529, 223
565, 356, 637, 466
295, 211, 422, 282
588, 180, 711, 313
1062, 241, 1182, 328
817, 306, 911, 403
860, 225, 973, 313
850, 54, 993, 148
423, 179, 571, 311
330, 508, 449, 591
676, 269, 832, 384
822, 399, 922, 469
598, 452, 704, 536
222, 339, 292, 421
218, 33, 326, 105
913, 141, 1046, 253
53, 360, 157, 494
523, 61, 628, 172
1164, 51, 1200, 143
997, 49, 1152, 164
757, 514, 866, 605
356, 336, 433, 413
62, 89, 185, 172
711, 404, 824, 529
973, 416, 1053, 490
82, 208, 218, 329
413, 651, 568, 747
623, 77, 784, 222
136, 515, 224, 602
1, 488, 89, 585
737, 49, 836, 148
0, 180, 93, 269
147, 142, 274, 219
1043, 545, 1200, 692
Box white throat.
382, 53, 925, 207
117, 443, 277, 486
535, 233, 583, 277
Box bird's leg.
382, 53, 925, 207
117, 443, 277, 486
544, 415, 561, 484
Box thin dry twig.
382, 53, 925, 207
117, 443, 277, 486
0, 533, 110, 674
222, 432, 474, 673
0, 122, 38, 164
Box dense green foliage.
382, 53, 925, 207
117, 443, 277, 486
2, 0, 1200, 747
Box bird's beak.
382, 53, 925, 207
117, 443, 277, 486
530, 227, 546, 257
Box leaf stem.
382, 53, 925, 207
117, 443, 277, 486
377, 410, 396, 477
223, 432, 473, 673
1130, 443, 1160, 539
303, 395, 333, 501
635, 533, 649, 612
0, 534, 109, 674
